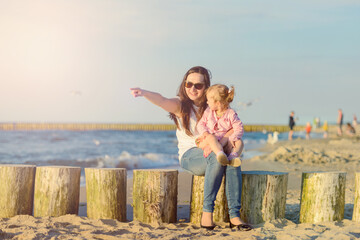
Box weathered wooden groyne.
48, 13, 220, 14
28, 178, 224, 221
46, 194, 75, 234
1, 164, 358, 225
0, 123, 303, 132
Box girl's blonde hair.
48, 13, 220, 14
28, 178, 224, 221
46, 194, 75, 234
206, 84, 235, 108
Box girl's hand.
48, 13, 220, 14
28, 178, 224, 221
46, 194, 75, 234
203, 132, 210, 137
130, 88, 145, 97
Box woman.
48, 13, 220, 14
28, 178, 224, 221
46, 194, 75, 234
130, 66, 251, 231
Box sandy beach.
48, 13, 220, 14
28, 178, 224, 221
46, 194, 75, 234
1, 128, 360, 239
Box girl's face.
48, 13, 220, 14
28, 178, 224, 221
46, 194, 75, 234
185, 73, 205, 105
206, 93, 220, 111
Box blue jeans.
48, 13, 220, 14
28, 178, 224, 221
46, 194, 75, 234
180, 147, 242, 219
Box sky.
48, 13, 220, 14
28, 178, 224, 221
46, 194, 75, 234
0, 0, 359, 125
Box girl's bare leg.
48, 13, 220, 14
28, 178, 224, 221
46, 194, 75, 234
219, 129, 233, 154
220, 131, 244, 167
227, 140, 243, 167
219, 129, 244, 156
203, 134, 223, 154
197, 136, 228, 165
203, 134, 228, 166
231, 140, 243, 156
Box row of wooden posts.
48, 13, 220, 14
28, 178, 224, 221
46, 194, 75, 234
0, 164, 359, 225
0, 123, 304, 132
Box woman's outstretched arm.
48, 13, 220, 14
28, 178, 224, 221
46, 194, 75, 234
130, 88, 181, 117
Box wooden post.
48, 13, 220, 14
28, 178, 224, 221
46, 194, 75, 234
352, 172, 360, 222
85, 168, 127, 221
190, 175, 229, 225
241, 171, 288, 224
133, 169, 178, 224
299, 171, 346, 223
34, 166, 81, 217
0, 164, 36, 218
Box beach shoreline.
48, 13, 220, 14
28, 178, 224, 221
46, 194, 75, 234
1, 128, 360, 239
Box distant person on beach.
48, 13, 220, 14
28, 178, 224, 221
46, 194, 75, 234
323, 120, 328, 138
353, 114, 358, 128
346, 123, 356, 136
313, 118, 317, 129
337, 109, 343, 136
316, 117, 320, 128
130, 66, 252, 231
288, 111, 295, 140
305, 122, 312, 139
196, 84, 243, 167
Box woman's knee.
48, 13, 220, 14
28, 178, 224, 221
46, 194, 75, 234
180, 148, 207, 176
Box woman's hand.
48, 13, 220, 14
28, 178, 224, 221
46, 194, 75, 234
129, 87, 181, 116
130, 88, 145, 97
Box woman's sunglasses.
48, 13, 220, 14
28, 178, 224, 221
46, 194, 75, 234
185, 82, 205, 90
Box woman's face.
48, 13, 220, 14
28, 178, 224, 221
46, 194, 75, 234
184, 73, 205, 105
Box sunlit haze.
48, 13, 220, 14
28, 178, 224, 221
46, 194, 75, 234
1, 0, 359, 125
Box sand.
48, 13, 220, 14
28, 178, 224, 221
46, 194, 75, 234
1, 128, 360, 239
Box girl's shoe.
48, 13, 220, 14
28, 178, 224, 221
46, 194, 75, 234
228, 152, 242, 167
216, 151, 229, 166
229, 158, 241, 167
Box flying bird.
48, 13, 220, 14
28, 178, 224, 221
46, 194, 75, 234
70, 90, 82, 96
234, 97, 261, 111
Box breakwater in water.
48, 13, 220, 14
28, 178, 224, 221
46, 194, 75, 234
0, 123, 304, 132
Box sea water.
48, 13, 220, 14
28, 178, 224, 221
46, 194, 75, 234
0, 130, 321, 185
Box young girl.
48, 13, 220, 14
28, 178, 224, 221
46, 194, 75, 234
196, 84, 244, 167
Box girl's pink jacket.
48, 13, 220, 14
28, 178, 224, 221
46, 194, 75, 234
197, 107, 244, 142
